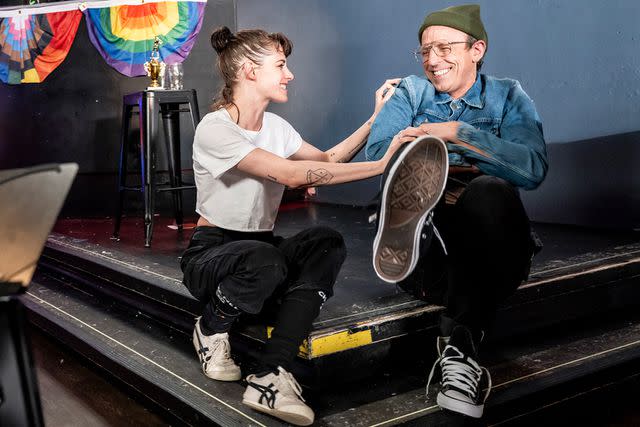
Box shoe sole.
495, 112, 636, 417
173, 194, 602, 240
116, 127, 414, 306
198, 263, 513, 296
192, 333, 241, 382
373, 135, 448, 283
242, 399, 314, 426
437, 392, 484, 418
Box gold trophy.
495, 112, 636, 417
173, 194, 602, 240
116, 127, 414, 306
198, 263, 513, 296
143, 37, 166, 90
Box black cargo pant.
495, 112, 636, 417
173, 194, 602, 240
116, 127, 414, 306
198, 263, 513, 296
181, 225, 346, 370
399, 175, 535, 344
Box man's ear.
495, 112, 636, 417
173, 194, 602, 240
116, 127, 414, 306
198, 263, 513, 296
471, 40, 486, 63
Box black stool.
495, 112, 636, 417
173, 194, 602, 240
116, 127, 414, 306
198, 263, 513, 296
113, 89, 200, 247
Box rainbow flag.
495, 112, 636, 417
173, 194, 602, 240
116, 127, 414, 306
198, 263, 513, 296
0, 10, 82, 84
85, 0, 206, 77
0, 0, 206, 84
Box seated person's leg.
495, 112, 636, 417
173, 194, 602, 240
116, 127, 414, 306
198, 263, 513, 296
429, 175, 533, 418
242, 226, 346, 426
443, 175, 532, 338
182, 228, 289, 382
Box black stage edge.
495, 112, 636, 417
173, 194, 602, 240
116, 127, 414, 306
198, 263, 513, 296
23, 202, 640, 425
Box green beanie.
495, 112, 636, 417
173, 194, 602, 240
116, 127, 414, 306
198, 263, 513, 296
418, 4, 488, 47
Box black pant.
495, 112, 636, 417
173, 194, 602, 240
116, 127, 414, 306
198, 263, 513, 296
181, 225, 346, 370
399, 175, 534, 341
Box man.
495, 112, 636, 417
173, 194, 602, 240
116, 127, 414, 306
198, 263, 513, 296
366, 4, 548, 419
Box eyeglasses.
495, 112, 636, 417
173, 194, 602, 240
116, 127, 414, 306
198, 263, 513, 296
413, 40, 471, 62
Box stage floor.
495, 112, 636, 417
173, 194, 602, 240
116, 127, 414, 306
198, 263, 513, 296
48, 202, 640, 333
30, 202, 640, 424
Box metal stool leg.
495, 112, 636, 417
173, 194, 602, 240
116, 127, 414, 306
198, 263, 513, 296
113, 102, 132, 239
161, 104, 183, 230
141, 94, 159, 248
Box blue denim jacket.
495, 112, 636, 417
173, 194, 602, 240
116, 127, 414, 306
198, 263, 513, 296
366, 74, 548, 190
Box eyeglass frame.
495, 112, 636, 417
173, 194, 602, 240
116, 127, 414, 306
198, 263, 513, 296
413, 40, 472, 62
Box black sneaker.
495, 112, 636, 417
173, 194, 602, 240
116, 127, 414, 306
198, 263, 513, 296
373, 135, 448, 283
427, 326, 491, 418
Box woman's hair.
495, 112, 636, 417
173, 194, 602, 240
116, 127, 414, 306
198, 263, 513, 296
210, 26, 293, 112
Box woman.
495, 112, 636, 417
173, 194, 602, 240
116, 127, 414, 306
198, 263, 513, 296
180, 26, 415, 426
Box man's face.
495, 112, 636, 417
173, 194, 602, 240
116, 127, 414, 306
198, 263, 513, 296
420, 25, 485, 99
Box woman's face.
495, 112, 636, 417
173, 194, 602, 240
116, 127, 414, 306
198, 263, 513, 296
253, 46, 294, 103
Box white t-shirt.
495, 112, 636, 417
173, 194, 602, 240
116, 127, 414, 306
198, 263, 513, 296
192, 108, 302, 231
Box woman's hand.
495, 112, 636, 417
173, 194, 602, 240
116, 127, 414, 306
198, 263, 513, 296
379, 126, 427, 169
371, 78, 401, 120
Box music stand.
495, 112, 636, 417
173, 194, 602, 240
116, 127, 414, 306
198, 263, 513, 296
0, 163, 78, 427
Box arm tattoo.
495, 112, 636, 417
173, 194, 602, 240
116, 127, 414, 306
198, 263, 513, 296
267, 174, 279, 183
306, 168, 334, 185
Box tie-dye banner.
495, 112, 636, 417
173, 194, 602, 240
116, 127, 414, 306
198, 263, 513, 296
85, 0, 205, 77
0, 0, 206, 84
0, 10, 82, 84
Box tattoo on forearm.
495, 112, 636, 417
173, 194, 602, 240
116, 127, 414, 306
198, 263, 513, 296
348, 140, 366, 155
306, 168, 334, 185
331, 140, 367, 164
267, 174, 279, 183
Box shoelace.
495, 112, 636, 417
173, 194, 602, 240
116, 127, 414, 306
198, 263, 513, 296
210, 338, 234, 363
277, 367, 306, 402
424, 212, 447, 256
426, 345, 492, 403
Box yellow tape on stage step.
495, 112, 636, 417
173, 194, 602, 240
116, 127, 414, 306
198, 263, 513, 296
309, 329, 373, 357
267, 326, 373, 358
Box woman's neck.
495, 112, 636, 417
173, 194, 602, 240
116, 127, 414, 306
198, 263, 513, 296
228, 87, 269, 131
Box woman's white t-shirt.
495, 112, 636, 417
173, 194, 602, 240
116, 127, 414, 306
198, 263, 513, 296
192, 108, 302, 231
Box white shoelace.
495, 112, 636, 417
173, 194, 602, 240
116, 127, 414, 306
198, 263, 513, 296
210, 338, 233, 362
424, 212, 447, 256
277, 366, 306, 402
426, 345, 491, 403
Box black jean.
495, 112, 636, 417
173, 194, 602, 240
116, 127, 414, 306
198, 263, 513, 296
181, 225, 345, 311
399, 175, 535, 341
181, 225, 347, 370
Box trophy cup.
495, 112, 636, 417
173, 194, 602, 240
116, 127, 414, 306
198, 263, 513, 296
143, 37, 166, 90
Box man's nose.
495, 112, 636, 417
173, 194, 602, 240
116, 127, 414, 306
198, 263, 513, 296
425, 49, 440, 65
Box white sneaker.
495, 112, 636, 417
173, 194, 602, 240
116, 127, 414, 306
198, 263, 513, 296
242, 366, 314, 426
192, 318, 241, 381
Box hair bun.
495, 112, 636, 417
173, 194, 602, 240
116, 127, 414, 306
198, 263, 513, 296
211, 26, 234, 53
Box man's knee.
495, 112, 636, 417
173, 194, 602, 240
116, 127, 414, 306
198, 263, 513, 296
458, 175, 525, 220
465, 175, 516, 198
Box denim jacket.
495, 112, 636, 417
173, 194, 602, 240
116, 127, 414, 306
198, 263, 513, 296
366, 74, 548, 190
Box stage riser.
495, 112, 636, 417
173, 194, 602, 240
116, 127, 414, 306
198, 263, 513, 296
26, 254, 640, 425
38, 245, 640, 363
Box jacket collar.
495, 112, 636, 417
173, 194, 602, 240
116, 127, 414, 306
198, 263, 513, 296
433, 75, 484, 108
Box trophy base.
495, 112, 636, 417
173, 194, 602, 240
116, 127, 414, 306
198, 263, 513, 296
147, 86, 166, 91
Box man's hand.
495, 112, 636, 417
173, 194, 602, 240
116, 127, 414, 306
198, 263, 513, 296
380, 126, 426, 167
420, 121, 489, 157
418, 121, 460, 142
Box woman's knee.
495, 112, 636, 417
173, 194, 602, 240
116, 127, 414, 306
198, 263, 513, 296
310, 226, 347, 258
241, 242, 288, 283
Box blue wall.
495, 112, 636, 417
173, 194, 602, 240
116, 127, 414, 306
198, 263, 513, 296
238, 0, 640, 227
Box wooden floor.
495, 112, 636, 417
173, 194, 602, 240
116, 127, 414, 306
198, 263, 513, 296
29, 326, 168, 426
